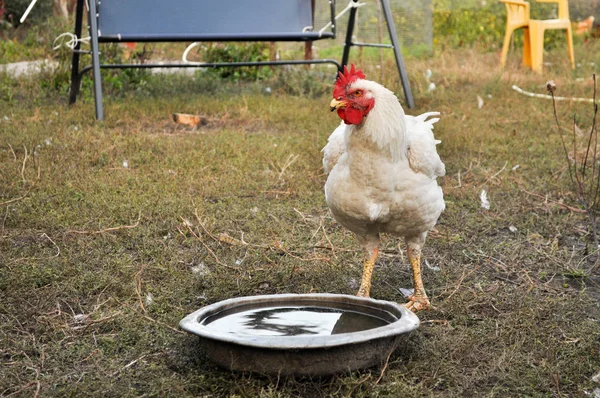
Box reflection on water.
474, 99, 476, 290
203, 306, 389, 337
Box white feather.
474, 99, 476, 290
406, 112, 446, 178
480, 189, 490, 210
477, 95, 484, 109
322, 121, 346, 175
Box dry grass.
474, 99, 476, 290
1, 41, 600, 397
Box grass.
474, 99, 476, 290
2, 38, 600, 397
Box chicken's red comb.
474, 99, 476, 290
333, 64, 366, 97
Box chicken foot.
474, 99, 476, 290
403, 245, 431, 312
357, 247, 379, 297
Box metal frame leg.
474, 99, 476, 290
88, 0, 104, 120
68, 0, 85, 105
380, 0, 414, 108
340, 0, 358, 72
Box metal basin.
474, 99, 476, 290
179, 293, 420, 376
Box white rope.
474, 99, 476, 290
182, 42, 204, 65
318, 0, 366, 37
512, 85, 597, 103
19, 0, 39, 23
52, 32, 90, 51
23, 0, 89, 23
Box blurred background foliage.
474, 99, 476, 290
433, 0, 598, 49
0, 0, 598, 90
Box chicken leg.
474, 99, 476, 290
404, 237, 431, 312
357, 247, 379, 297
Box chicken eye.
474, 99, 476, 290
353, 90, 363, 97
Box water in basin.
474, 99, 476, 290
202, 306, 390, 337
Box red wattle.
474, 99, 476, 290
337, 106, 366, 125
344, 106, 364, 125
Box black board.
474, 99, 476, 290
96, 0, 333, 42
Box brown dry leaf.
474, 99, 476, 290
217, 233, 247, 246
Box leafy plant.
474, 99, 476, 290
199, 42, 273, 81
433, 2, 506, 49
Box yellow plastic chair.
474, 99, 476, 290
500, 0, 532, 69
500, 0, 575, 72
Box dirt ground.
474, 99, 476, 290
1, 42, 600, 397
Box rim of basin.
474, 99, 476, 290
179, 293, 420, 350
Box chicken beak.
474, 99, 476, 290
330, 98, 347, 112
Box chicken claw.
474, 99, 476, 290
403, 293, 431, 312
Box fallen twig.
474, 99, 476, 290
134, 264, 148, 313
42, 233, 60, 258
20, 145, 28, 184
67, 212, 142, 234
512, 84, 597, 103
0, 187, 34, 207
519, 187, 586, 213
276, 245, 331, 263
270, 153, 299, 181
446, 262, 483, 300
181, 216, 236, 269
111, 351, 168, 377
193, 209, 220, 242
70, 311, 123, 330
478, 161, 508, 188
4, 381, 39, 397
10, 233, 60, 263
375, 346, 394, 385
8, 143, 17, 162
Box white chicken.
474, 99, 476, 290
323, 65, 445, 311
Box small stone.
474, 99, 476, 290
145, 292, 154, 306
73, 314, 87, 323
191, 262, 209, 276
425, 259, 440, 272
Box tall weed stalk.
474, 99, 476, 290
548, 76, 600, 262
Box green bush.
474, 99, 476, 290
433, 2, 506, 49
97, 44, 151, 97
200, 42, 273, 81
